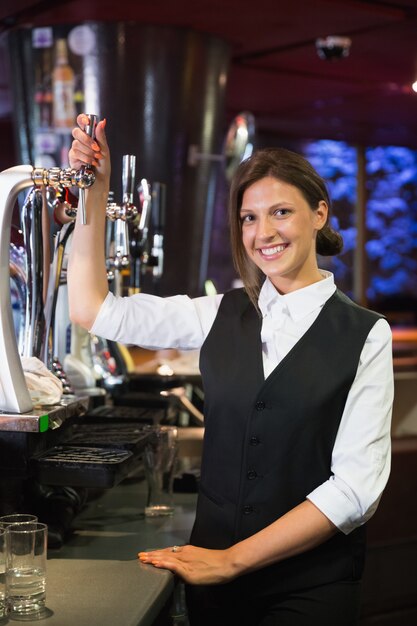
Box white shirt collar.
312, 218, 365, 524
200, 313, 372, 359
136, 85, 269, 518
258, 271, 336, 322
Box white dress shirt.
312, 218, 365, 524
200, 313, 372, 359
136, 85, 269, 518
91, 271, 393, 535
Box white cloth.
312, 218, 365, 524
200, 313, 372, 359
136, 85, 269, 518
21, 356, 63, 406
91, 272, 393, 535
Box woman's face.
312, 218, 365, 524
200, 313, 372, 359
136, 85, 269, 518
240, 176, 328, 293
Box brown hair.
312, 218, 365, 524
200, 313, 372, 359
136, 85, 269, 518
229, 147, 343, 307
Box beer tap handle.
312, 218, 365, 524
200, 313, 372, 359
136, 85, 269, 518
122, 155, 136, 206
150, 182, 166, 279
121, 155, 138, 221
78, 114, 98, 225
137, 178, 152, 235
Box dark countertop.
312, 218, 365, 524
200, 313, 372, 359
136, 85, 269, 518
18, 472, 197, 625
37, 558, 173, 626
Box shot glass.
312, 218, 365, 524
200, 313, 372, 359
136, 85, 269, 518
144, 426, 178, 517
5, 522, 48, 620
0, 528, 6, 619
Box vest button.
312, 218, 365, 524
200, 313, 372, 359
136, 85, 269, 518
250, 436, 260, 446
255, 401, 265, 411
247, 469, 257, 480
243, 505, 253, 515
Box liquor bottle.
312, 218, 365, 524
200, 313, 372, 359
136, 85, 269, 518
34, 49, 53, 128
52, 38, 76, 132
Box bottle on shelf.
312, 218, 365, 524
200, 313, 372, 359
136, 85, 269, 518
52, 38, 76, 132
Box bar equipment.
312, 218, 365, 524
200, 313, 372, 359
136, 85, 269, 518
19, 187, 47, 360
41, 154, 139, 395
43, 220, 75, 391
0, 163, 95, 414
106, 154, 138, 297
13, 180, 74, 398
0, 161, 158, 543
129, 177, 152, 294
149, 182, 166, 284
127, 179, 167, 294
0, 164, 93, 523
66, 155, 140, 391
63, 322, 99, 393
9, 242, 27, 356
77, 114, 97, 225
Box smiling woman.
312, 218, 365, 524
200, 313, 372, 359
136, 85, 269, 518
239, 176, 327, 295
229, 147, 343, 308
68, 125, 393, 626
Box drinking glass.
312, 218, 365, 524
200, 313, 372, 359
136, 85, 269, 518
0, 528, 5, 619
144, 426, 178, 517
5, 522, 48, 620
0, 514, 37, 529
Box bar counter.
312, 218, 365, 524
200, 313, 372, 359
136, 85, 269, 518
23, 473, 197, 625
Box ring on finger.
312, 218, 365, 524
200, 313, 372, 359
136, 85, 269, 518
172, 545, 180, 553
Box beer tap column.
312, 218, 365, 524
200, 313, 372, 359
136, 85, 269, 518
0, 162, 96, 414
0, 166, 37, 413
20, 187, 46, 359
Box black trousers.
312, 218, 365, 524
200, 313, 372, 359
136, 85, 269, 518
185, 578, 362, 626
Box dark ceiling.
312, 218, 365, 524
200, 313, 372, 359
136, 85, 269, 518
1, 0, 417, 148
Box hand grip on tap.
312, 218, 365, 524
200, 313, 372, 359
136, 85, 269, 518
78, 114, 98, 225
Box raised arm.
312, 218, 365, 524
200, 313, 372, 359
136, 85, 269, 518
67, 114, 110, 330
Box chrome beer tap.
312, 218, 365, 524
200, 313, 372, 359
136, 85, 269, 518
105, 155, 138, 222
0, 162, 96, 414
77, 114, 98, 225
128, 180, 166, 292
121, 155, 138, 222
19, 187, 46, 359
31, 165, 95, 190
129, 178, 152, 293
9, 242, 27, 356
106, 155, 138, 296
149, 182, 166, 281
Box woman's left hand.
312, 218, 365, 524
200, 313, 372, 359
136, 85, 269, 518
138, 544, 237, 585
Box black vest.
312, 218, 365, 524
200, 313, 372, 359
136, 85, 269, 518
191, 287, 382, 593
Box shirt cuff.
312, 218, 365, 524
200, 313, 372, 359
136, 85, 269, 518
307, 480, 362, 535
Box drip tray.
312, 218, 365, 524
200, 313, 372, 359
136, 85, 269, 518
84, 405, 166, 424
31, 424, 156, 487
31, 445, 135, 488
65, 423, 155, 453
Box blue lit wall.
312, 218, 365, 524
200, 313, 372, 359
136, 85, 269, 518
207, 136, 417, 312
301, 141, 417, 309
365, 146, 417, 305
302, 140, 357, 297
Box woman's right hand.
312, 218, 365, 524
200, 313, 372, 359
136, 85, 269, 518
69, 114, 111, 186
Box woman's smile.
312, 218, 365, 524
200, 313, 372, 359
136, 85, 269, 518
257, 243, 289, 259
